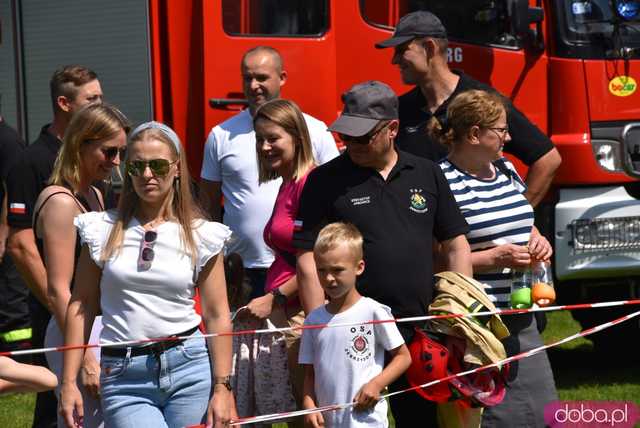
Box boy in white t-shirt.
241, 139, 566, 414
299, 223, 411, 428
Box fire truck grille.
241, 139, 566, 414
570, 216, 640, 253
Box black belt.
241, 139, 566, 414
101, 326, 199, 358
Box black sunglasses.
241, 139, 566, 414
126, 159, 177, 177
100, 146, 127, 160
339, 122, 390, 145
138, 229, 158, 269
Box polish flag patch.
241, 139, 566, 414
293, 220, 303, 231
9, 203, 26, 214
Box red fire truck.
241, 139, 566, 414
2, 0, 639, 343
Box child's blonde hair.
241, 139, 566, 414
314, 222, 363, 262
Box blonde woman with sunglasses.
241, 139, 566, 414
33, 103, 129, 428
60, 122, 234, 428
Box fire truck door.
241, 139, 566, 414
203, 0, 337, 132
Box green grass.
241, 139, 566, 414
2, 311, 639, 427
542, 310, 640, 403
0, 393, 35, 427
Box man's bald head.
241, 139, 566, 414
241, 46, 287, 113
241, 46, 283, 73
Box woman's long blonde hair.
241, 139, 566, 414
427, 89, 506, 146
101, 124, 204, 264
49, 103, 130, 191
253, 99, 315, 183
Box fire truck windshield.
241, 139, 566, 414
556, 0, 640, 58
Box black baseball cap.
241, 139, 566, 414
328, 81, 398, 137
375, 11, 447, 49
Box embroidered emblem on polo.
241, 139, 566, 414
409, 188, 428, 213
345, 325, 372, 362
351, 196, 371, 206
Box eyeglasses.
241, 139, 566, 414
487, 127, 509, 139
339, 122, 390, 145
138, 229, 157, 270
126, 159, 177, 177
100, 146, 127, 160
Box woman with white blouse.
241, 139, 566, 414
59, 122, 234, 428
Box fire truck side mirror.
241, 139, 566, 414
510, 0, 544, 50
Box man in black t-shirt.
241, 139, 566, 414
5, 65, 102, 428
0, 117, 31, 363
293, 81, 471, 427
375, 10, 561, 207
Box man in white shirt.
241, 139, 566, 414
199, 46, 338, 298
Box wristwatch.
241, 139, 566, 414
270, 287, 288, 307
214, 375, 232, 391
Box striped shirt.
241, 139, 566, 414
439, 158, 534, 307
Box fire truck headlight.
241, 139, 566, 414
592, 140, 623, 172
615, 0, 640, 20
572, 217, 640, 251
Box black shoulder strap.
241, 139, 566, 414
493, 158, 511, 178
494, 157, 527, 189
77, 186, 104, 212
33, 190, 86, 228
91, 185, 104, 211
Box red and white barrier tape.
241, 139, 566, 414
1, 298, 639, 358
230, 307, 640, 426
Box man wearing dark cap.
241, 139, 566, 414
375, 10, 561, 208
293, 80, 471, 426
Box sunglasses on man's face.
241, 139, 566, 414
339, 122, 390, 145
100, 146, 127, 161
126, 159, 177, 177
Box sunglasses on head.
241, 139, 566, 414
138, 229, 158, 270
100, 146, 127, 160
126, 159, 177, 177
339, 122, 390, 145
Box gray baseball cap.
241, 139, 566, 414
375, 11, 447, 49
328, 81, 398, 137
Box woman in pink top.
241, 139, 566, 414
233, 99, 317, 426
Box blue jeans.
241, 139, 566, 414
100, 331, 211, 428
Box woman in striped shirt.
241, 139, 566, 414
431, 89, 557, 428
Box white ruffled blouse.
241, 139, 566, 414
74, 210, 231, 344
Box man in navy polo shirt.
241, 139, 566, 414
375, 10, 561, 208
293, 81, 471, 427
